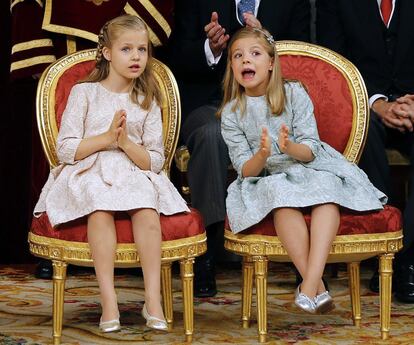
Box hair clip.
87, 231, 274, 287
265, 34, 275, 45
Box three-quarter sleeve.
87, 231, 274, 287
142, 102, 165, 173
56, 84, 88, 164
290, 83, 321, 158
221, 105, 253, 177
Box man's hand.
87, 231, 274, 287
395, 94, 414, 128
204, 12, 230, 58
372, 99, 409, 132
243, 12, 262, 29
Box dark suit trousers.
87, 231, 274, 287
359, 111, 414, 257
182, 105, 231, 228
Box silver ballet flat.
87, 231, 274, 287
315, 291, 334, 314
99, 317, 121, 332
294, 285, 317, 314
141, 303, 168, 331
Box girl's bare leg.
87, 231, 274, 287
300, 203, 339, 298
273, 208, 310, 280
130, 208, 165, 320
87, 211, 118, 322
273, 208, 328, 296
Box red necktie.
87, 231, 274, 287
380, 0, 392, 26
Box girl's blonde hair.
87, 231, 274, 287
83, 15, 162, 110
217, 27, 285, 117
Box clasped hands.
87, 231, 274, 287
259, 124, 290, 158
107, 109, 130, 150
373, 94, 414, 132
205, 11, 262, 58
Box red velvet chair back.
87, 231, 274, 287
55, 61, 95, 128
277, 41, 369, 162
37, 49, 180, 174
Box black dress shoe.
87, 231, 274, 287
194, 256, 217, 298
194, 279, 217, 298
395, 264, 414, 303
35, 260, 53, 279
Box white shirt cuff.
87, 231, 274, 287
369, 94, 388, 108
204, 39, 222, 66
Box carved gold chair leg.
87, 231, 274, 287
242, 255, 254, 329
253, 256, 268, 343
52, 260, 67, 345
347, 262, 361, 327
379, 253, 394, 340
180, 257, 195, 342
161, 262, 174, 329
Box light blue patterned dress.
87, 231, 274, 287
221, 82, 387, 234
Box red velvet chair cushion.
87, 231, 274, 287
280, 55, 353, 154
225, 205, 402, 236
31, 208, 204, 243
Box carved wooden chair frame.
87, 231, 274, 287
224, 41, 403, 343
28, 49, 206, 344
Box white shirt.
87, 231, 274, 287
371, 0, 397, 107
205, 0, 261, 66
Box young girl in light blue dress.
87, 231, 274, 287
218, 27, 387, 314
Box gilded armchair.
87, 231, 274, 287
224, 41, 403, 343
28, 49, 206, 344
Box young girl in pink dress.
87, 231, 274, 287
34, 15, 189, 332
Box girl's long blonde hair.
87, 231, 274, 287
82, 15, 162, 110
217, 27, 285, 117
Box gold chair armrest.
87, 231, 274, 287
174, 145, 190, 172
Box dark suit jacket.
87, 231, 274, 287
316, 0, 414, 98
167, 0, 310, 120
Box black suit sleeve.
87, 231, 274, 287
316, 0, 347, 55
259, 0, 310, 42
288, 0, 311, 42
167, 0, 222, 81
315, 0, 388, 97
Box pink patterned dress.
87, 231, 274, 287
34, 82, 189, 227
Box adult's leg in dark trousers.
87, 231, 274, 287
394, 132, 414, 303
358, 111, 391, 195
35, 258, 53, 279
358, 111, 391, 293
182, 105, 231, 297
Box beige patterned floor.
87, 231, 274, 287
0, 263, 414, 345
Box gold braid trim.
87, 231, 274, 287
10, 0, 24, 11
10, 0, 43, 11
10, 55, 56, 72
42, 0, 98, 42
12, 39, 53, 54
124, 2, 162, 47
66, 36, 77, 54
41, 0, 167, 46
133, 0, 171, 36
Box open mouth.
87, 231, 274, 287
241, 68, 255, 80
129, 64, 140, 70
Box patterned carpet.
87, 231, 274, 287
1, 263, 414, 345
